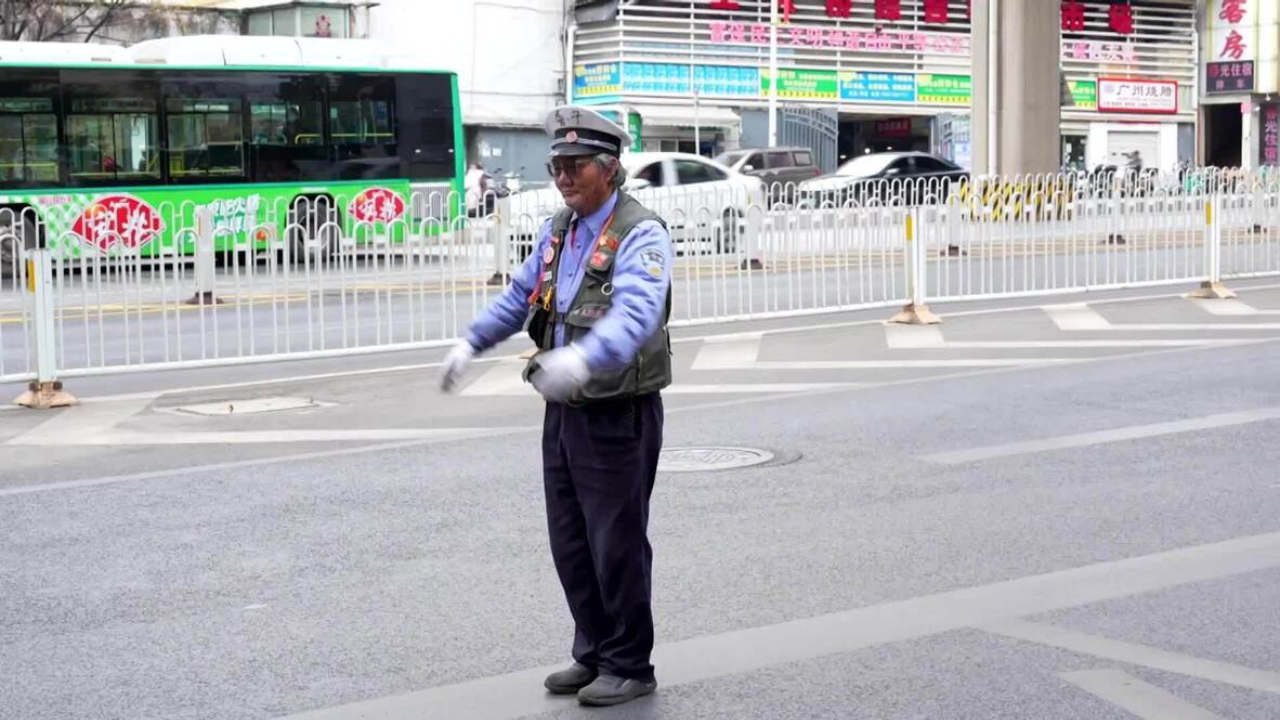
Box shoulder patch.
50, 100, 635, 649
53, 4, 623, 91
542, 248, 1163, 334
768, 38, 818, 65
640, 248, 665, 278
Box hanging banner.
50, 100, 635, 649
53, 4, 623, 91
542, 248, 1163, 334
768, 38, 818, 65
838, 72, 916, 103
915, 74, 971, 105
761, 68, 838, 100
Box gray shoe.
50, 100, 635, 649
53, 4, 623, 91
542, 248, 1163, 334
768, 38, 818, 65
576, 674, 657, 706
544, 662, 597, 695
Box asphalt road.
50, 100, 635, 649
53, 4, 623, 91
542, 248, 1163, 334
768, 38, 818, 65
2, 279, 1280, 719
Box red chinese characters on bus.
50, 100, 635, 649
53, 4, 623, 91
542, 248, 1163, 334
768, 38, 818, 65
348, 187, 406, 224
1109, 2, 1134, 35
71, 194, 165, 254
1061, 1, 1086, 31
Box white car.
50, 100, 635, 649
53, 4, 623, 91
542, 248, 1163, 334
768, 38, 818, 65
504, 152, 765, 256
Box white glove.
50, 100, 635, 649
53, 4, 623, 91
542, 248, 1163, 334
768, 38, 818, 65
438, 341, 476, 393
530, 345, 591, 403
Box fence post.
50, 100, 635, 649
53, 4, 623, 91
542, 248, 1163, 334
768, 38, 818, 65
1188, 194, 1236, 299
14, 246, 76, 409
889, 207, 941, 325
184, 206, 221, 305
486, 195, 510, 286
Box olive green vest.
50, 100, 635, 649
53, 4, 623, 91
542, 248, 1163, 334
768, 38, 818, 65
523, 191, 673, 403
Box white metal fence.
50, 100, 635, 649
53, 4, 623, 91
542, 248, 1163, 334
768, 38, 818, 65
2, 168, 1278, 386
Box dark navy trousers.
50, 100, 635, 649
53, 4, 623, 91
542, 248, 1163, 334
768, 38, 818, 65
541, 392, 664, 683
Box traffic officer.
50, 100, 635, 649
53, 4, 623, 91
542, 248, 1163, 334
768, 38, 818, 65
438, 105, 673, 707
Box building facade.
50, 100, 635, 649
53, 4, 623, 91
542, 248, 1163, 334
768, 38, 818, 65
1198, 0, 1280, 169
570, 0, 1200, 173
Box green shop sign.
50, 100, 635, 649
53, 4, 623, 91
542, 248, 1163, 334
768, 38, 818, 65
1065, 79, 1097, 110
761, 69, 838, 101
916, 74, 971, 105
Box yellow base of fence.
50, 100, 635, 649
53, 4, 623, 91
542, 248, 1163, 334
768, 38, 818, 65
14, 381, 78, 409
889, 303, 942, 325
1187, 281, 1237, 300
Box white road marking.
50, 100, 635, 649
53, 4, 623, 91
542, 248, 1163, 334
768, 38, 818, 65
1059, 669, 1225, 720
925, 406, 1280, 465
459, 361, 529, 397
1188, 297, 1280, 316
984, 619, 1280, 694
1045, 303, 1114, 330
274, 530, 1280, 720
944, 340, 1227, 348
690, 333, 762, 370
884, 323, 946, 349
751, 359, 1069, 369
80, 428, 524, 446
6, 395, 158, 446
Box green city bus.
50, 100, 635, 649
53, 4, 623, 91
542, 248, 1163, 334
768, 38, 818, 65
0, 35, 463, 265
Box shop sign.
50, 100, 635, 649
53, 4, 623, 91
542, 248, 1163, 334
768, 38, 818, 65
623, 63, 691, 95
1206, 60, 1255, 93
915, 74, 971, 105
761, 68, 838, 100
573, 63, 621, 99
1097, 77, 1178, 114
874, 118, 913, 137
1062, 40, 1136, 64
1208, 0, 1256, 63
1065, 79, 1098, 110
838, 72, 916, 103
1263, 105, 1280, 167
710, 22, 969, 56
693, 65, 761, 97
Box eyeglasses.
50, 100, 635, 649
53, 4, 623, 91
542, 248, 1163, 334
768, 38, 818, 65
546, 157, 594, 179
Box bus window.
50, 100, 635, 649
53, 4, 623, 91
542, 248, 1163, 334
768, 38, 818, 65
329, 74, 398, 180
0, 99, 58, 184
166, 98, 244, 178
329, 75, 396, 146
66, 97, 160, 183
251, 101, 322, 147
393, 74, 455, 180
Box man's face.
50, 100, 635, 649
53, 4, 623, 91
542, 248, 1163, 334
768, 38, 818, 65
550, 155, 615, 216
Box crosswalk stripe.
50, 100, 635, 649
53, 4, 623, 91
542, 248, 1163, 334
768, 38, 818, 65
1059, 670, 1225, 720
1045, 303, 1114, 330
1188, 297, 1280, 316
884, 323, 946, 348
984, 619, 1280, 694
691, 333, 762, 370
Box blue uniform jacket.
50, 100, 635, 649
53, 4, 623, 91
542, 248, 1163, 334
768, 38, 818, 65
466, 191, 673, 372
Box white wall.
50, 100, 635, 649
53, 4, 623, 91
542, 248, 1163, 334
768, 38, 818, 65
368, 0, 568, 127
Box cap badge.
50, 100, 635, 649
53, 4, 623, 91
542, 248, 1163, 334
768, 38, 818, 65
565, 130, 579, 143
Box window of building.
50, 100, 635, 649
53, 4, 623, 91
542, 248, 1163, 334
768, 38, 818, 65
301, 7, 347, 38
247, 12, 273, 35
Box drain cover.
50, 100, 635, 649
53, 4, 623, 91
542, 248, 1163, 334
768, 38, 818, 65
658, 447, 774, 473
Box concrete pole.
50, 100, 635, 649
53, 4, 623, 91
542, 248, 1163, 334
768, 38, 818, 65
971, 0, 1062, 176
768, 0, 778, 148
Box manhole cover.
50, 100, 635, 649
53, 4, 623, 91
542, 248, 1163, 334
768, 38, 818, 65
167, 396, 333, 417
658, 447, 774, 473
